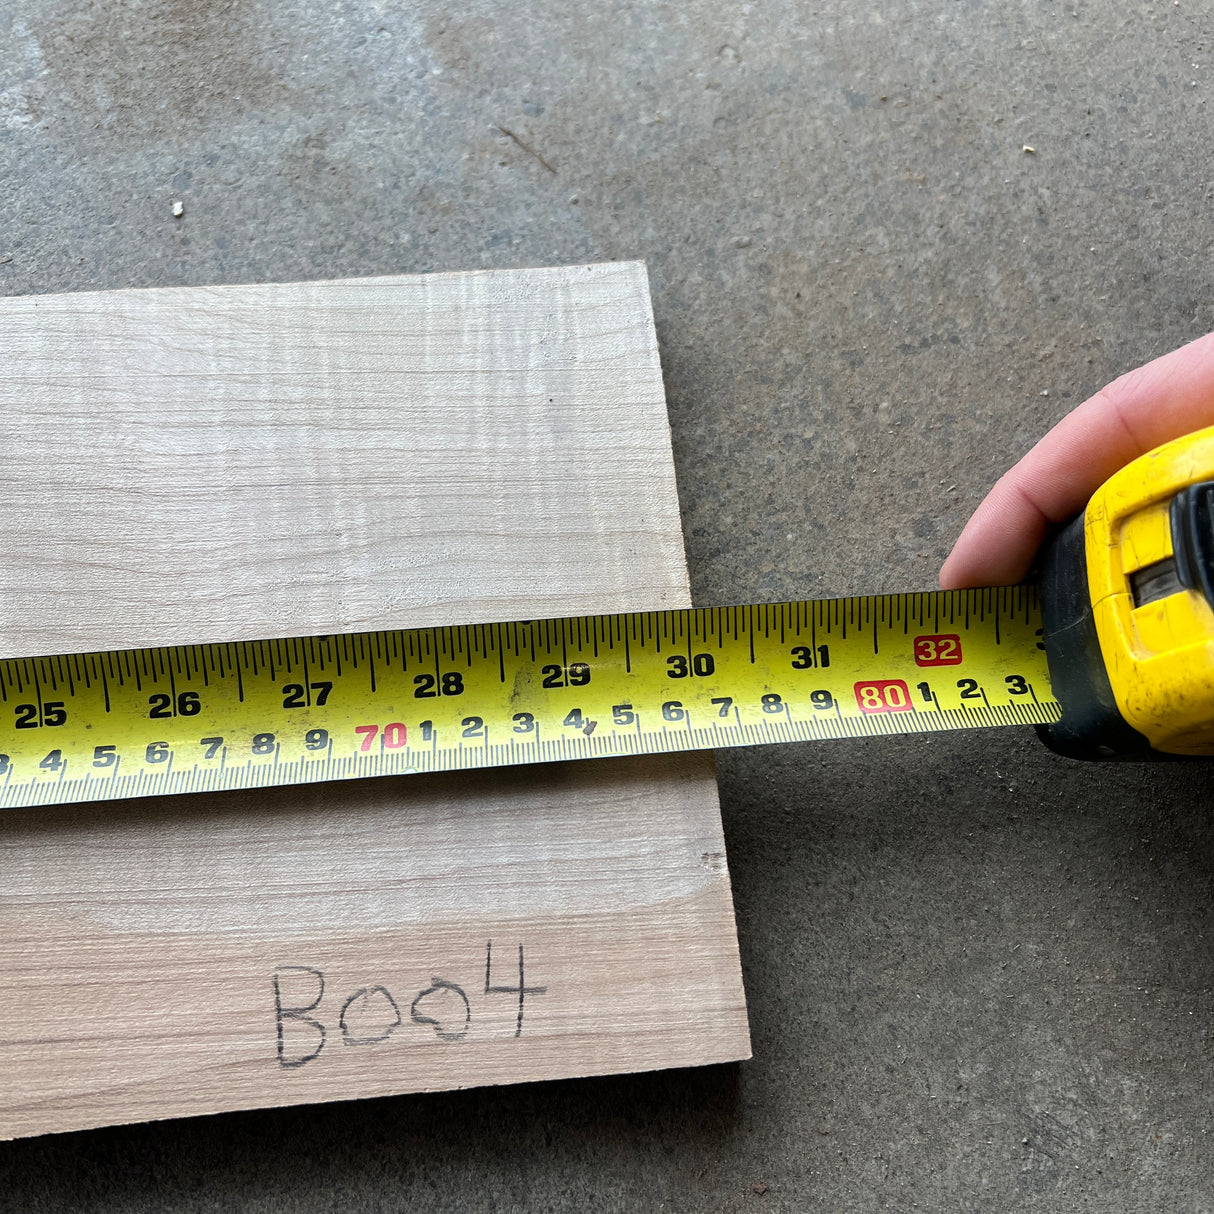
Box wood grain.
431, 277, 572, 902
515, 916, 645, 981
0, 263, 749, 1139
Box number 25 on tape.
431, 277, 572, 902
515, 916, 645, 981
854, 680, 913, 714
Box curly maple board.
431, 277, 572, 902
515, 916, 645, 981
0, 262, 748, 1140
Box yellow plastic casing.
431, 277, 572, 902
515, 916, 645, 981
1085, 425, 1214, 754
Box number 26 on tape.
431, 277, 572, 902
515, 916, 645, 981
854, 680, 913, 714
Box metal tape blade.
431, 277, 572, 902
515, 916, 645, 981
0, 587, 1059, 810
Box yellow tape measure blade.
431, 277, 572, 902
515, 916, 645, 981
0, 589, 1060, 810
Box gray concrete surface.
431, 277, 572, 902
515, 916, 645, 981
1, 0, 1212, 1209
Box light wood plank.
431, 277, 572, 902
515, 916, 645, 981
0, 263, 749, 1139
0, 263, 691, 653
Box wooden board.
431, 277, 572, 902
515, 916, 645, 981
0, 263, 749, 1139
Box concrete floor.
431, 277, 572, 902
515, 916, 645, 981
1, 1, 1212, 1209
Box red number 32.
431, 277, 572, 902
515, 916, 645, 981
913, 634, 963, 666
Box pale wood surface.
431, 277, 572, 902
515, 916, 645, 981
0, 263, 691, 655
0, 263, 748, 1140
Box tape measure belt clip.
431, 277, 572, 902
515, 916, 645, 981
1035, 513, 1158, 761
1169, 480, 1214, 611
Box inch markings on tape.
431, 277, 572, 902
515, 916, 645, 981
0, 587, 1060, 810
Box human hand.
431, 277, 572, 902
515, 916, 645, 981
939, 331, 1214, 589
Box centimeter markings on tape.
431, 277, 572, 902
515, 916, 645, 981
0, 587, 1060, 810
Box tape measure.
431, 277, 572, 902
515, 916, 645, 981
8, 425, 1214, 810
0, 587, 1057, 810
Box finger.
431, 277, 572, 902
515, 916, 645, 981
939, 330, 1214, 588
